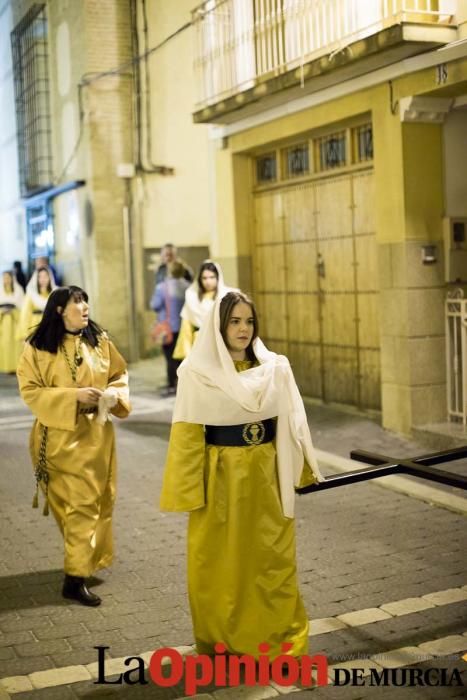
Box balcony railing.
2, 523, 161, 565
192, 0, 457, 109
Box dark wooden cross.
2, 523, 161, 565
296, 446, 467, 494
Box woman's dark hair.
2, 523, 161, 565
27, 286, 104, 353
219, 291, 258, 362
36, 266, 53, 294
197, 261, 219, 300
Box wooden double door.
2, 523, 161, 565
252, 169, 381, 410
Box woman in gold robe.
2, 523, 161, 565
173, 260, 233, 360
0, 271, 24, 373
17, 266, 55, 341
160, 291, 323, 658
17, 286, 131, 606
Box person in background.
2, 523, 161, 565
150, 260, 190, 396
160, 290, 324, 658
17, 267, 56, 341
34, 255, 62, 286
154, 243, 193, 285
0, 270, 24, 373
17, 286, 131, 606
173, 260, 233, 361
13, 261, 27, 292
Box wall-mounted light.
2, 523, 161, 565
421, 245, 437, 265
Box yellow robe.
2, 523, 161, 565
160, 360, 317, 659
17, 334, 131, 577
0, 307, 22, 372
172, 291, 216, 360
16, 292, 49, 341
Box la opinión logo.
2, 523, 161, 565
94, 643, 329, 694
94, 645, 465, 694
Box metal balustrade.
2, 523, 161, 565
192, 0, 457, 108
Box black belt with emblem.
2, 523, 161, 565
205, 419, 276, 446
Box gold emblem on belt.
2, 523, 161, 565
242, 421, 266, 445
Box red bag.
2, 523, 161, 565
150, 281, 174, 345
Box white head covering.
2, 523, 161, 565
25, 268, 57, 310
173, 291, 324, 518
180, 260, 234, 328
0, 272, 24, 308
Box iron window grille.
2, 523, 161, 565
316, 131, 347, 171
256, 153, 277, 183
354, 124, 373, 163
285, 143, 309, 177
11, 4, 53, 196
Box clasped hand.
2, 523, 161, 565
77, 387, 103, 406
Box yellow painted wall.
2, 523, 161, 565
140, 0, 212, 249
401, 122, 444, 241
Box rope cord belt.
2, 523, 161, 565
32, 337, 85, 516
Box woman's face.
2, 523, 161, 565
201, 270, 218, 292
225, 302, 254, 354
37, 269, 50, 289
3, 272, 13, 289
61, 296, 89, 331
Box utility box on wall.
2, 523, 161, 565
443, 217, 467, 283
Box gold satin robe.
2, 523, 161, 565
16, 293, 49, 341
0, 307, 21, 372
17, 334, 131, 577
160, 360, 317, 659
172, 291, 215, 360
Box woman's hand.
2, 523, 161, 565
77, 387, 103, 405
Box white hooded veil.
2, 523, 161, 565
173, 292, 324, 517
0, 273, 24, 308
26, 268, 57, 310
180, 260, 234, 329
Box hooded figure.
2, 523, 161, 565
17, 267, 57, 341
172, 259, 234, 360
0, 271, 24, 372
160, 290, 323, 659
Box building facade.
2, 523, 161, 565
190, 0, 467, 435
1, 0, 466, 434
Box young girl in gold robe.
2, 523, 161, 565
160, 291, 323, 658
17, 286, 131, 606
17, 266, 55, 341
0, 271, 24, 373
173, 260, 233, 360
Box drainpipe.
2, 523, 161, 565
118, 163, 138, 362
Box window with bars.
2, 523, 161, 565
256, 153, 277, 183
11, 4, 53, 196
284, 143, 309, 177
353, 124, 373, 163
315, 131, 347, 172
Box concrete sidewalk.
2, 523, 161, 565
0, 360, 465, 699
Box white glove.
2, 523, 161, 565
96, 388, 119, 425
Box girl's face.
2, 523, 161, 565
3, 272, 13, 290
201, 270, 218, 292
225, 302, 254, 355
37, 269, 50, 289
61, 296, 89, 331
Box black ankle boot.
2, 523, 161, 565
62, 574, 101, 606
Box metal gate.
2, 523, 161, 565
446, 290, 467, 427
252, 168, 380, 410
